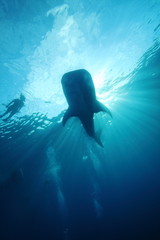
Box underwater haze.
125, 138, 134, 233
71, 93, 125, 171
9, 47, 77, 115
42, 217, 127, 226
0, 0, 160, 239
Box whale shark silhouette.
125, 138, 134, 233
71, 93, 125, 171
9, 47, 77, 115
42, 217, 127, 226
61, 69, 112, 147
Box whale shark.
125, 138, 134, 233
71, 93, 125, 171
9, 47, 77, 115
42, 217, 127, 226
61, 69, 112, 147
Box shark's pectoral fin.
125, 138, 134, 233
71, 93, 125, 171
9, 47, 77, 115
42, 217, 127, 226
94, 100, 112, 118
62, 108, 75, 126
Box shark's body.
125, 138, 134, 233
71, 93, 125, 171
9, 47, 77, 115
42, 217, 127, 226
61, 69, 112, 147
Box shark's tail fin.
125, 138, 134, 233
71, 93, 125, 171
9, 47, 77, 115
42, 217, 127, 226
94, 100, 112, 118
94, 133, 104, 148
62, 108, 75, 126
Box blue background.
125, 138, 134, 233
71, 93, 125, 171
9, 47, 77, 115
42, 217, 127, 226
0, 1, 160, 239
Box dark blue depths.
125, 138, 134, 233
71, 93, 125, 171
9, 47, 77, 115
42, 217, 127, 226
0, 45, 160, 240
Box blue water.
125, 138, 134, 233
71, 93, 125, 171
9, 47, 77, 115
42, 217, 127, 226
0, 1, 160, 240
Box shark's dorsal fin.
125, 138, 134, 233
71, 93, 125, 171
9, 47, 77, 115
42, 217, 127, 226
62, 108, 75, 126
94, 100, 112, 118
